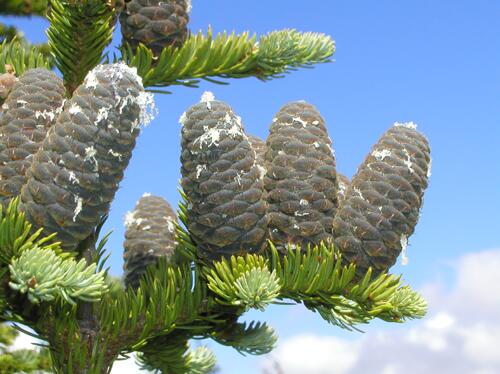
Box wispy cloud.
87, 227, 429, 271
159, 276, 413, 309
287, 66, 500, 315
262, 248, 500, 374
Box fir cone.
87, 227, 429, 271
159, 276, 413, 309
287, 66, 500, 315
20, 63, 154, 252
264, 101, 338, 252
332, 122, 431, 277
0, 68, 65, 206
123, 193, 178, 288
180, 92, 268, 262
337, 173, 350, 202
120, 0, 191, 55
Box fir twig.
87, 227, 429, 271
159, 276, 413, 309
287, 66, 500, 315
0, 198, 64, 266
120, 28, 335, 89
137, 331, 217, 374
269, 243, 428, 329
46, 0, 114, 93
199, 242, 427, 331
98, 259, 201, 347
9, 247, 107, 305
0, 38, 52, 75
211, 320, 277, 356
204, 255, 281, 311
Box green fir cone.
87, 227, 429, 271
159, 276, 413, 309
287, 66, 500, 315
123, 193, 178, 288
180, 92, 268, 262
337, 173, 350, 202
20, 63, 154, 251
0, 68, 65, 206
120, 0, 191, 55
332, 122, 431, 277
264, 101, 338, 252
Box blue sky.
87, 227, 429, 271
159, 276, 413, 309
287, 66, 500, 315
3, 1, 500, 373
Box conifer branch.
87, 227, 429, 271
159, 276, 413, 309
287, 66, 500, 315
120, 28, 335, 89
137, 331, 217, 374
199, 242, 427, 331
210, 321, 277, 356
0, 38, 52, 75
269, 243, 428, 329
0, 1, 433, 371
204, 255, 281, 311
176, 192, 426, 332
98, 260, 202, 346
9, 247, 107, 305
0, 198, 64, 266
46, 0, 115, 93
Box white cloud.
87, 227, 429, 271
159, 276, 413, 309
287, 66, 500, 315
263, 248, 500, 374
267, 334, 358, 374
450, 249, 500, 318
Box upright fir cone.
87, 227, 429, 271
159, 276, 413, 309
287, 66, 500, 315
264, 101, 338, 252
20, 63, 154, 252
180, 92, 268, 262
332, 122, 431, 277
120, 0, 191, 55
0, 68, 65, 206
123, 193, 178, 288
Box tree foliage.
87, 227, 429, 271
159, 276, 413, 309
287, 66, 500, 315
121, 28, 334, 90
0, 38, 52, 75
0, 1, 430, 373
46, 0, 115, 93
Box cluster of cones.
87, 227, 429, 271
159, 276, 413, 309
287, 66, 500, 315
0, 63, 431, 290
123, 93, 431, 288
0, 63, 154, 256
0, 0, 432, 286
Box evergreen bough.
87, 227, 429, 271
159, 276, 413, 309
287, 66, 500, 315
0, 1, 431, 373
